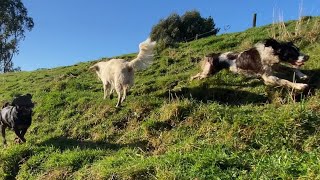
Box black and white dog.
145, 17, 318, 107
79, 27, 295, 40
191, 38, 309, 90
0, 94, 34, 146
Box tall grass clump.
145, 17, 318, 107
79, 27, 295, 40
270, 6, 320, 44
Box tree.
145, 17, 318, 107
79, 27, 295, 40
150, 10, 219, 50
0, 0, 34, 73
181, 11, 219, 40
150, 13, 182, 50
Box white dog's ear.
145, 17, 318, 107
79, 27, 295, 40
89, 64, 99, 71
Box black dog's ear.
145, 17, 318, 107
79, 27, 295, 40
286, 41, 295, 47
265, 38, 280, 49
26, 93, 32, 98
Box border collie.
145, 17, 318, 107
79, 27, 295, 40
90, 38, 156, 107
191, 38, 309, 90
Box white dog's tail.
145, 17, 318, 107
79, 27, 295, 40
128, 38, 156, 71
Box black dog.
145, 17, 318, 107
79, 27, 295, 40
191, 38, 309, 91
0, 94, 34, 146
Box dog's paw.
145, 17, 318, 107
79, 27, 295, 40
294, 83, 308, 91
190, 76, 196, 81
299, 75, 309, 80
190, 73, 202, 81
14, 137, 26, 144
14, 138, 21, 144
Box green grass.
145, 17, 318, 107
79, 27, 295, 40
0, 17, 320, 180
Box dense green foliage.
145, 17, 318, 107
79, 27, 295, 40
150, 10, 219, 50
0, 17, 320, 179
0, 0, 34, 73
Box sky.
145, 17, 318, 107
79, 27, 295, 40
13, 0, 320, 71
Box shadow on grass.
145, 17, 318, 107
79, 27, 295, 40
270, 66, 319, 88
37, 136, 152, 152
303, 69, 320, 89
163, 87, 268, 105
270, 67, 320, 102
164, 67, 320, 105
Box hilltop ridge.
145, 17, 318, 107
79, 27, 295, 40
0, 17, 320, 179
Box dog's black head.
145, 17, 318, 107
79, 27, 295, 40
12, 94, 34, 116
265, 38, 309, 67
16, 105, 33, 117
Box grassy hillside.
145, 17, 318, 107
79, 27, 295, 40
0, 17, 320, 179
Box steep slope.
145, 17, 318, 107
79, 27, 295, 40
0, 17, 320, 179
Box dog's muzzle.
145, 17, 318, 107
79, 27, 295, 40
293, 54, 309, 67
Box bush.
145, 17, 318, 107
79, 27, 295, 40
150, 10, 220, 50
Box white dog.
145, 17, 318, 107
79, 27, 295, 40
90, 38, 156, 107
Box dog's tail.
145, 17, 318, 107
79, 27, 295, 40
128, 38, 156, 71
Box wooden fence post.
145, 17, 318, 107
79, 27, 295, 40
253, 13, 257, 27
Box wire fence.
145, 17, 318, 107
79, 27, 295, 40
184, 29, 217, 42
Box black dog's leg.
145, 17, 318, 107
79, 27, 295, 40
18, 129, 28, 143
20, 129, 27, 138
14, 129, 27, 143
14, 128, 26, 143
1, 124, 7, 146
